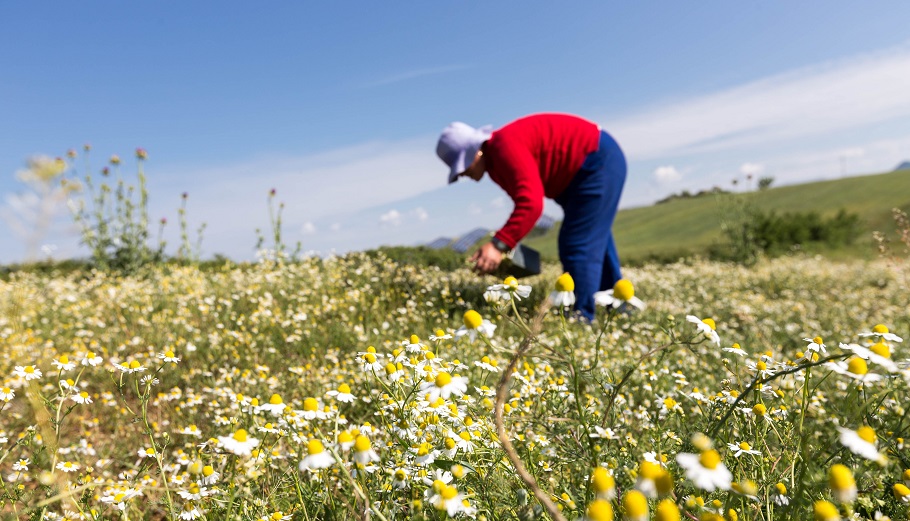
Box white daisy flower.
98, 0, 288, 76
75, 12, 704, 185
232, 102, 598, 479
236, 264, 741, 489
454, 310, 496, 342
549, 273, 576, 307
81, 351, 103, 367
727, 441, 761, 458
256, 394, 288, 416
419, 371, 468, 402
839, 342, 899, 372
429, 329, 453, 341
858, 324, 903, 343
593, 279, 645, 311
325, 383, 356, 403
13, 365, 42, 381
676, 449, 732, 491
52, 355, 76, 371
686, 315, 720, 346
352, 435, 380, 464
484, 276, 532, 302
723, 343, 748, 357
299, 439, 335, 471
838, 426, 886, 463
157, 349, 181, 364
217, 429, 259, 456
826, 356, 883, 384
1, 386, 16, 402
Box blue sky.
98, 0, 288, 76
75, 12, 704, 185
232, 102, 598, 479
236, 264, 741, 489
2, 2, 910, 263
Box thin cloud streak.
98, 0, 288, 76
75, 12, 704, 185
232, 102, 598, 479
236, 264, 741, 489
361, 64, 472, 88
608, 43, 910, 160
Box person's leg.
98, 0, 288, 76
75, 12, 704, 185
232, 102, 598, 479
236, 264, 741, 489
557, 130, 627, 320
597, 132, 627, 291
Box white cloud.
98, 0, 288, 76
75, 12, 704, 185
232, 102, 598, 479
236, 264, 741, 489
490, 196, 507, 209
329, 223, 342, 232
379, 209, 402, 227
412, 207, 429, 221
608, 44, 910, 160
653, 165, 682, 184
301, 221, 316, 235
739, 163, 764, 176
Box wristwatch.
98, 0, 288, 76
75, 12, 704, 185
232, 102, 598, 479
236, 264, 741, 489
490, 237, 511, 254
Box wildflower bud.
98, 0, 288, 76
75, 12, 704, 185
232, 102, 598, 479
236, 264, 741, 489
828, 464, 857, 503
813, 500, 840, 521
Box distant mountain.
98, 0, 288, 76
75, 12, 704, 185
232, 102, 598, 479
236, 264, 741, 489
895, 161, 910, 171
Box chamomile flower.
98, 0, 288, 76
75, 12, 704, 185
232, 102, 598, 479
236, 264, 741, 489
430, 483, 467, 517
419, 371, 468, 402
114, 360, 146, 374
454, 310, 496, 342
804, 336, 828, 356
429, 329, 453, 341
723, 343, 748, 357
13, 365, 42, 381
179, 503, 204, 520
676, 449, 732, 491
484, 276, 532, 302
137, 447, 156, 459
838, 426, 886, 464
473, 355, 501, 372
858, 324, 903, 343
257, 394, 287, 415
299, 439, 335, 471
828, 464, 857, 503
179, 425, 202, 437
352, 435, 380, 464
71, 391, 92, 404
686, 315, 720, 346
1, 386, 16, 402
839, 343, 899, 372
158, 349, 181, 364
52, 355, 76, 371
654, 500, 680, 521
583, 499, 614, 521
622, 490, 648, 521
12, 458, 30, 472
894, 483, 910, 504
727, 442, 761, 458
813, 500, 841, 521
771, 482, 789, 506
199, 465, 220, 485
357, 347, 384, 373
403, 334, 426, 353
81, 351, 103, 366
326, 383, 356, 403
594, 279, 645, 311
635, 460, 671, 498
550, 273, 576, 307
217, 429, 259, 456
56, 461, 80, 473
826, 356, 883, 384
591, 467, 616, 500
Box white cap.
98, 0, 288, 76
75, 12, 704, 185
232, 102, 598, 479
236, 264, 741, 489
436, 122, 492, 184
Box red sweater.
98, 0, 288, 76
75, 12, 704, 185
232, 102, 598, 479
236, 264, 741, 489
483, 113, 600, 248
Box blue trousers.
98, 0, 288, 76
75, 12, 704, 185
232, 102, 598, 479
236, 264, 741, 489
554, 130, 627, 320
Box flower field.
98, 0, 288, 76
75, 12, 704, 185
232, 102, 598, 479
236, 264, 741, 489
1, 254, 908, 520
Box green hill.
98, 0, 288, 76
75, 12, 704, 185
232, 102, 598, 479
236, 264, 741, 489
523, 169, 910, 264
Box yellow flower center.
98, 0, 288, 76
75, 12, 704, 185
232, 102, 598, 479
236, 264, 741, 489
114, 493, 126, 502
353, 435, 371, 453
828, 464, 855, 491
663, 397, 677, 409
338, 383, 351, 394
269, 394, 283, 405
585, 499, 614, 521
440, 485, 458, 500
623, 490, 648, 517
271, 513, 285, 521
756, 361, 767, 371
813, 500, 839, 521
847, 357, 868, 375
459, 431, 471, 441
202, 465, 214, 477
739, 442, 751, 451
613, 279, 635, 301
872, 324, 889, 334
59, 355, 69, 364
25, 366, 35, 374
775, 482, 787, 495
337, 431, 353, 444
232, 429, 248, 442
189, 483, 200, 494
856, 426, 876, 444
870, 342, 890, 358
702, 318, 716, 331
894, 483, 910, 499
145, 448, 155, 455
463, 310, 483, 330
752, 404, 767, 416
417, 443, 430, 456
435, 372, 453, 387
639, 461, 662, 479
592, 467, 614, 492
555, 273, 575, 292
445, 437, 456, 450
364, 353, 376, 363
699, 450, 722, 470
129, 360, 141, 369
504, 276, 518, 288
307, 439, 325, 455
813, 336, 823, 345
165, 351, 175, 358
655, 499, 680, 521
410, 334, 420, 345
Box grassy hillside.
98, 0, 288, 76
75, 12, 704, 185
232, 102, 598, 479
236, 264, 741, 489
524, 169, 910, 263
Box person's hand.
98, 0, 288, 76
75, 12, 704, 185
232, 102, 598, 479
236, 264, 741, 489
470, 242, 503, 274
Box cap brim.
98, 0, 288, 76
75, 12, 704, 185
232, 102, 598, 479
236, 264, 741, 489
447, 149, 468, 184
